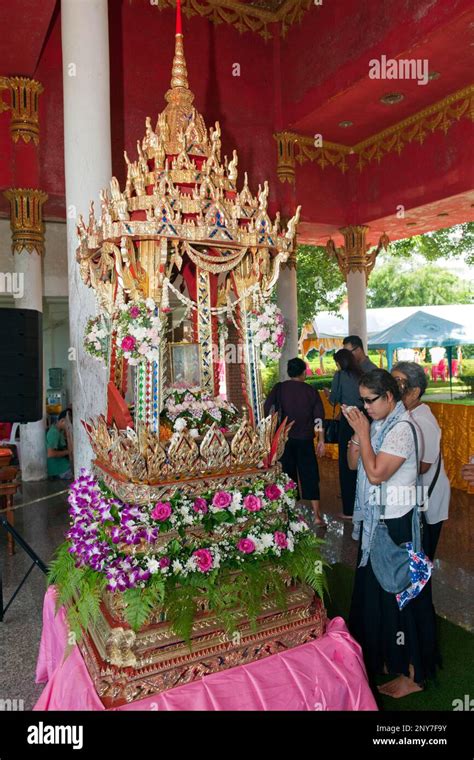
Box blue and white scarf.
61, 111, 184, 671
352, 400, 407, 567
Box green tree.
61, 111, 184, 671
296, 244, 344, 327
367, 262, 472, 308
389, 223, 474, 265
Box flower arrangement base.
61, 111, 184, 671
77, 585, 327, 708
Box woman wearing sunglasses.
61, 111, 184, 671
343, 369, 439, 700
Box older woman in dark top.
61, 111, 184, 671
327, 348, 363, 519
264, 357, 326, 526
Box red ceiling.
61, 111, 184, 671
282, 0, 474, 141
0, 0, 472, 243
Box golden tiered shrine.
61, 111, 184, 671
77, 4, 301, 497
63, 3, 326, 706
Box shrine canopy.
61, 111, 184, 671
368, 310, 471, 379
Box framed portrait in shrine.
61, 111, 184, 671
169, 342, 201, 389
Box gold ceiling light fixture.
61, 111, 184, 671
152, 0, 314, 39
338, 120, 353, 127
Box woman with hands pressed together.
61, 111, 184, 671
344, 369, 439, 700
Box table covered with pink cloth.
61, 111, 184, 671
34, 586, 377, 711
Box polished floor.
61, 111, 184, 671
0, 459, 472, 710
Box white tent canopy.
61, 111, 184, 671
313, 304, 474, 342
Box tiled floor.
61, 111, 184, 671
0, 459, 472, 709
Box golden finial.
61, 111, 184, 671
165, 0, 192, 102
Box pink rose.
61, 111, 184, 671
151, 501, 172, 521
285, 480, 297, 492
193, 497, 208, 514
212, 491, 232, 509
264, 484, 282, 501
193, 548, 213, 572
243, 494, 262, 512
274, 531, 288, 549
129, 305, 140, 318
237, 538, 256, 554
276, 332, 285, 348
159, 556, 171, 569
121, 335, 136, 352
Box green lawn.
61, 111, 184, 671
325, 563, 474, 711
427, 398, 474, 406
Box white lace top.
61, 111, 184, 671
375, 414, 418, 519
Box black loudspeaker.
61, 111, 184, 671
0, 308, 43, 423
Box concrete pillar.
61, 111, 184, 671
14, 248, 48, 480
3, 75, 47, 481
347, 269, 368, 350
277, 259, 298, 380
3, 188, 48, 481
61, 0, 111, 473
339, 225, 371, 351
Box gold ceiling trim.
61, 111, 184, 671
275, 84, 474, 180
274, 131, 352, 182
155, 0, 313, 39
353, 84, 474, 169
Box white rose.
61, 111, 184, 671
174, 418, 187, 432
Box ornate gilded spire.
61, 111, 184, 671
165, 0, 193, 106
160, 0, 200, 152
169, 0, 189, 91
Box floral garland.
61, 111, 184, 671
116, 298, 165, 366
162, 388, 239, 435
64, 469, 309, 588
84, 315, 110, 363
249, 302, 286, 364
49, 470, 327, 640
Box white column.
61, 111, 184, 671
62, 0, 111, 473
14, 250, 47, 480
277, 263, 299, 381
347, 269, 368, 350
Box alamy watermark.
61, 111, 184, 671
0, 271, 24, 299
0, 697, 24, 711
27, 722, 83, 750
369, 484, 429, 511
369, 55, 429, 86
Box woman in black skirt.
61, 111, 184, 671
327, 348, 363, 519
264, 357, 326, 526
343, 370, 439, 699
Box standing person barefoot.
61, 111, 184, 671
345, 370, 439, 699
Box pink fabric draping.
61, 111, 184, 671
35, 586, 377, 711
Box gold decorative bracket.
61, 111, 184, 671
3, 188, 48, 256
326, 227, 389, 283
2, 77, 44, 145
